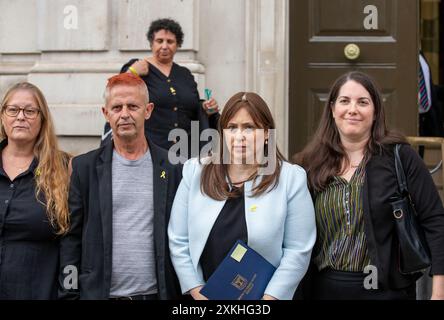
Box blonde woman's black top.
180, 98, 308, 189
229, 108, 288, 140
0, 140, 59, 299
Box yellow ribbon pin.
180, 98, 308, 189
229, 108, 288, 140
170, 87, 176, 94
160, 171, 166, 179
249, 205, 257, 212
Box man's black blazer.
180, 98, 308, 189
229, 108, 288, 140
59, 139, 182, 299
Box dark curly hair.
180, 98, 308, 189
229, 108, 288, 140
146, 18, 184, 47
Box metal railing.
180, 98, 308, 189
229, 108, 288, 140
407, 136, 444, 189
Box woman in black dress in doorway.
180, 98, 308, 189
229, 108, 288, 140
102, 18, 219, 157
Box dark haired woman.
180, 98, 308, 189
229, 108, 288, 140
294, 71, 444, 300
168, 92, 316, 300
102, 18, 219, 155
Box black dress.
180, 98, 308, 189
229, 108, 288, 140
0, 140, 59, 299
102, 60, 219, 156
199, 188, 248, 281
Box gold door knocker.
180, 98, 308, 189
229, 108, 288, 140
344, 43, 361, 60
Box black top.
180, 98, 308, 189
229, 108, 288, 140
0, 140, 59, 299
102, 60, 219, 156
200, 188, 248, 281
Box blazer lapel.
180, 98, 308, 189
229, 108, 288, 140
189, 198, 225, 270
150, 142, 169, 262
96, 142, 114, 294
362, 155, 383, 284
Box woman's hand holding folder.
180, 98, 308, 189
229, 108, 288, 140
190, 286, 209, 300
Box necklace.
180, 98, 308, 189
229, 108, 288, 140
3, 156, 33, 172
349, 155, 365, 169
227, 170, 258, 186
10, 160, 32, 172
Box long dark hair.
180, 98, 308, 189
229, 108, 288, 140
201, 92, 286, 200
293, 71, 406, 192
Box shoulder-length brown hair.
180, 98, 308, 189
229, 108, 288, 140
293, 71, 406, 192
201, 92, 286, 200
1, 82, 71, 235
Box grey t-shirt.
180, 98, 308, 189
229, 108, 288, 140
110, 149, 157, 297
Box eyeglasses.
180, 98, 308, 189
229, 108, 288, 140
2, 105, 41, 119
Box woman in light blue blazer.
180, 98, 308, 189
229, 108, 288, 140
168, 92, 316, 300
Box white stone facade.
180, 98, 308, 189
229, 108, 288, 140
0, 0, 288, 156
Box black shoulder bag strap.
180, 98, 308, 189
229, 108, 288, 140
392, 144, 431, 274
394, 144, 409, 198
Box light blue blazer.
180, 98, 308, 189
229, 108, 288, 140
168, 158, 316, 300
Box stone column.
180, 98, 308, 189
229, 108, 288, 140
245, 0, 289, 156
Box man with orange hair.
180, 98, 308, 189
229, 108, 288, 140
59, 73, 182, 300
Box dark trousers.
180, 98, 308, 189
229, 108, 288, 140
109, 293, 158, 300
311, 269, 416, 300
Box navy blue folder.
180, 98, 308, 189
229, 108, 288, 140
200, 240, 276, 300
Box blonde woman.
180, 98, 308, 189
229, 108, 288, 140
0, 82, 70, 299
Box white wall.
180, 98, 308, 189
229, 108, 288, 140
0, 0, 289, 156
198, 0, 246, 107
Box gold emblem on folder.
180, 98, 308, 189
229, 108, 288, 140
231, 244, 247, 262
231, 274, 248, 290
